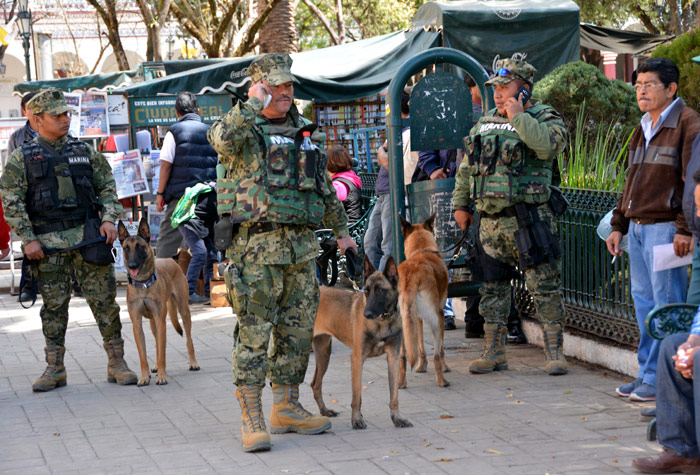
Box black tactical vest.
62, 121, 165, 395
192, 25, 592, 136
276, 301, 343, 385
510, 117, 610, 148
22, 137, 99, 228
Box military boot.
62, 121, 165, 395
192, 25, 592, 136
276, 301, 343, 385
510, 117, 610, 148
103, 338, 138, 385
270, 383, 331, 435
235, 385, 271, 452
469, 323, 508, 374
32, 345, 67, 392
543, 323, 568, 375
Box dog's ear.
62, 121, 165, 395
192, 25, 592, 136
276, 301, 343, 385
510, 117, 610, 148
117, 220, 129, 245
137, 217, 151, 242
399, 214, 412, 237
363, 254, 375, 281
383, 255, 399, 285
423, 214, 436, 233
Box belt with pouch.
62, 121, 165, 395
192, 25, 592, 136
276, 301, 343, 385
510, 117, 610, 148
33, 218, 85, 235
480, 207, 518, 220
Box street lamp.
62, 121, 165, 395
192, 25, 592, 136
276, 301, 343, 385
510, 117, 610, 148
166, 35, 175, 61
17, 0, 31, 81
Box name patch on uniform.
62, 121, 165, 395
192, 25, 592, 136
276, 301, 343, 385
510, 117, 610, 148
68, 156, 90, 165
479, 123, 517, 133
269, 135, 294, 145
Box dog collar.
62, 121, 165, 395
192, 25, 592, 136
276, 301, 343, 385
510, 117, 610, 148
128, 270, 158, 289
379, 302, 398, 320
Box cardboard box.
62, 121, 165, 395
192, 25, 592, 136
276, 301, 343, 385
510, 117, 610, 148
211, 283, 230, 308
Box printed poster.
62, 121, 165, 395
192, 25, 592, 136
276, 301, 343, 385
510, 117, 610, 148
150, 150, 161, 193
63, 93, 81, 138
147, 204, 165, 247
80, 92, 109, 137
109, 149, 150, 199
112, 220, 139, 274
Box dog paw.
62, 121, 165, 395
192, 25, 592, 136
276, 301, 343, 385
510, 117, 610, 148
352, 419, 367, 430
321, 408, 339, 417
391, 415, 413, 428
137, 377, 150, 387
398, 381, 407, 389
416, 361, 428, 373
189, 364, 200, 371
155, 376, 168, 385
437, 379, 450, 387
443, 366, 451, 373
150, 366, 158, 373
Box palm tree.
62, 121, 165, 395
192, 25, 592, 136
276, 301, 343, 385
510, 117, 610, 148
257, 0, 298, 53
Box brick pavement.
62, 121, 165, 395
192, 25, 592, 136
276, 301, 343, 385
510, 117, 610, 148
0, 274, 661, 474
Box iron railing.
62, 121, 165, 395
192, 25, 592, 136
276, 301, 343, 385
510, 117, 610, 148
558, 188, 636, 346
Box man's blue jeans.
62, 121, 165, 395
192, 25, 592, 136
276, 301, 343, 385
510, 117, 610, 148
628, 221, 688, 388
657, 333, 700, 458
363, 194, 393, 272
178, 225, 217, 296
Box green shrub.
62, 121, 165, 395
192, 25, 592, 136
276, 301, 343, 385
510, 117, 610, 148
533, 61, 640, 191
533, 61, 641, 141
651, 31, 700, 112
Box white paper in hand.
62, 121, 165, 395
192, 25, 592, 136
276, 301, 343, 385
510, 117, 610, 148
652, 243, 693, 272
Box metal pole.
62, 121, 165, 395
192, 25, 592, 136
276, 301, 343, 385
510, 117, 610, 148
386, 47, 493, 264
23, 35, 31, 81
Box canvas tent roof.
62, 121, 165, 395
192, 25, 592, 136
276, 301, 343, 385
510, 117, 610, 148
411, 0, 580, 81
113, 28, 441, 100
14, 70, 138, 94
580, 24, 674, 55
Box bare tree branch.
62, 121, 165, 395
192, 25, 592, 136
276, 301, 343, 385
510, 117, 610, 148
299, 0, 340, 45
232, 0, 283, 57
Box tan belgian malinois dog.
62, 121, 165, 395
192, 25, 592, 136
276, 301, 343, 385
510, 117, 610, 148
311, 255, 412, 430
117, 218, 199, 386
398, 214, 450, 387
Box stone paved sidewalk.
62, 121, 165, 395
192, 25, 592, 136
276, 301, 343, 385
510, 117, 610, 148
0, 274, 660, 474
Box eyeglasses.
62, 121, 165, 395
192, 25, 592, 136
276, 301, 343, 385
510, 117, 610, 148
495, 68, 531, 85
633, 82, 666, 92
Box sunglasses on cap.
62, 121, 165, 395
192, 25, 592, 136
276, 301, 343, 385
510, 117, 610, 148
495, 68, 532, 85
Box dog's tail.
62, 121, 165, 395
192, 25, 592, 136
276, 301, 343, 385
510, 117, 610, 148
168, 298, 183, 336
399, 293, 419, 369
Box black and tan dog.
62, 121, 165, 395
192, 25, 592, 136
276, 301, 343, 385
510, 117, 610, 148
311, 255, 412, 430
117, 218, 199, 386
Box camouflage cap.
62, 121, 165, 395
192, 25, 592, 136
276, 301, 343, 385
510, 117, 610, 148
27, 88, 72, 115
485, 58, 537, 86
247, 53, 294, 86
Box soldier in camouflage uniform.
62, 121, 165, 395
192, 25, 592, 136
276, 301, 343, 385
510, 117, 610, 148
452, 58, 569, 376
0, 88, 137, 392
208, 54, 357, 453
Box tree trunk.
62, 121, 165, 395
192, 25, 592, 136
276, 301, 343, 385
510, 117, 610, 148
257, 0, 299, 53
85, 0, 131, 70
632, 5, 660, 34
669, 0, 683, 35
335, 0, 345, 44
136, 0, 172, 61
696, 0, 700, 29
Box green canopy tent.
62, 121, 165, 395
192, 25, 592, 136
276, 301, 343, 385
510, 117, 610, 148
113, 28, 441, 101
412, 0, 580, 81
580, 24, 674, 55
14, 70, 138, 94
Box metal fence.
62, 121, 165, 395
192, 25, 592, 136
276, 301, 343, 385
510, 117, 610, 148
559, 188, 636, 346
352, 174, 638, 346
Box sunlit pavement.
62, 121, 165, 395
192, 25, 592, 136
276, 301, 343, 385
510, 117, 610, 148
0, 269, 660, 474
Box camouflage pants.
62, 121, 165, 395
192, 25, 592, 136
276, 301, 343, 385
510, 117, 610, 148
34, 250, 121, 347
479, 204, 564, 326
229, 258, 319, 386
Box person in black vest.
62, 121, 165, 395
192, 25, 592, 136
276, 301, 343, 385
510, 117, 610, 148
328, 145, 362, 225
155, 91, 218, 303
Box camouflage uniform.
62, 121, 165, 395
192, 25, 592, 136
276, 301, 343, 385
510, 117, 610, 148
208, 54, 349, 387
453, 59, 568, 374
0, 88, 135, 390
